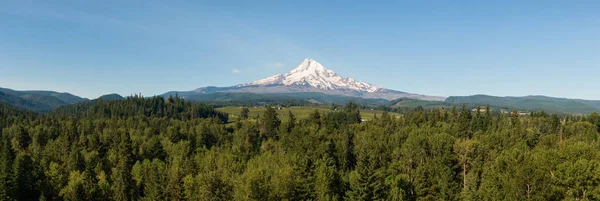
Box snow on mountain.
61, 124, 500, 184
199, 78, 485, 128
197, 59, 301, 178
187, 58, 446, 101
240, 58, 381, 93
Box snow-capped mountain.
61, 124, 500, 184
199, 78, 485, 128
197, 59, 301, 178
239, 58, 380, 93
179, 58, 445, 101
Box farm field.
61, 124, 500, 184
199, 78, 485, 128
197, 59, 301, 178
216, 105, 401, 123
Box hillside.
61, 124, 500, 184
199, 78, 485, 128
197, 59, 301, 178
97, 93, 126, 101
5, 84, 600, 115
445, 95, 600, 114
391, 98, 457, 109
22, 90, 87, 104
0, 87, 87, 112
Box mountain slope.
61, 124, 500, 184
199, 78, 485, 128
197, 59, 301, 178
239, 58, 380, 92
50, 93, 127, 116
98, 93, 126, 101
0, 91, 44, 111
25, 90, 87, 104
445, 95, 600, 114
176, 58, 445, 102
0, 87, 87, 112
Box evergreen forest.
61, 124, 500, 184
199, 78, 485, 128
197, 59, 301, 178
1, 96, 600, 201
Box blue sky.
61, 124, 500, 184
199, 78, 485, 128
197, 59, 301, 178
0, 0, 598, 99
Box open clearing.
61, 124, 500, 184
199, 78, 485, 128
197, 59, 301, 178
216, 106, 401, 123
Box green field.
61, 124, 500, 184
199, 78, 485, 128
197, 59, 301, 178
216, 106, 401, 123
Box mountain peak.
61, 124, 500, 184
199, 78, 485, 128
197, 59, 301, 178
287, 58, 337, 82
241, 58, 380, 92
193, 58, 445, 101
291, 58, 328, 74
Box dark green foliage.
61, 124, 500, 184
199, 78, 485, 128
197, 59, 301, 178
324, 102, 362, 130
348, 149, 387, 200
0, 87, 87, 112
240, 108, 250, 120
0, 133, 15, 200
112, 133, 134, 201
259, 107, 281, 140
97, 94, 125, 101
458, 104, 472, 138
51, 95, 228, 122
310, 109, 322, 126
13, 153, 38, 200
284, 109, 296, 133
0, 96, 599, 200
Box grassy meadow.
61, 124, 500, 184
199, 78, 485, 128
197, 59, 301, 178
216, 106, 401, 123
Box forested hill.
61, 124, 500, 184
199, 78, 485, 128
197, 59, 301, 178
2, 96, 600, 200
0, 87, 87, 112
49, 95, 228, 122
446, 94, 600, 114
5, 83, 600, 115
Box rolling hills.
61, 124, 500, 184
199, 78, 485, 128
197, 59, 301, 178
3, 58, 600, 115
0, 87, 87, 112
446, 95, 600, 114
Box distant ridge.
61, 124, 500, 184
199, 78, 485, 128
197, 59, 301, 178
0, 87, 87, 112
445, 95, 600, 114
5, 58, 600, 114
98, 93, 125, 101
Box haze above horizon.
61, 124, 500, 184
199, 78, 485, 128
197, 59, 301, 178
0, 0, 598, 99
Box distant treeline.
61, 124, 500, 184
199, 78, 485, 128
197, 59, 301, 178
49, 95, 228, 122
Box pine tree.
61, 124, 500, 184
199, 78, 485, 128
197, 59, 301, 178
315, 156, 341, 201
112, 134, 134, 201
0, 133, 15, 200
67, 145, 85, 173
143, 159, 166, 201
451, 106, 458, 122
9, 125, 30, 153
550, 114, 561, 134
240, 108, 250, 120
458, 104, 472, 138
511, 109, 520, 127
292, 156, 316, 200
588, 112, 600, 132
13, 153, 38, 200
345, 102, 362, 124
454, 139, 479, 197
315, 140, 341, 200
59, 171, 85, 201
259, 107, 281, 140
310, 109, 322, 126
484, 104, 492, 131
285, 109, 296, 133
347, 149, 387, 201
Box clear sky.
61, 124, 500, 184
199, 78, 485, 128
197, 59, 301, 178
0, 0, 599, 99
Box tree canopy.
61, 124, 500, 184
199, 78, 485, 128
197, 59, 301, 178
1, 98, 600, 201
